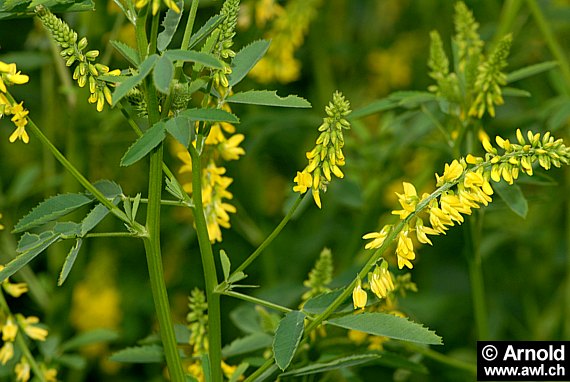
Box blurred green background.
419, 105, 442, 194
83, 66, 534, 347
1, 0, 570, 380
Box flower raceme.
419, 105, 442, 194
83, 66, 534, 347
363, 129, 570, 271
36, 6, 120, 112
293, 91, 351, 208
0, 62, 30, 143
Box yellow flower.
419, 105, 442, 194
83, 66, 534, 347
0, 212, 4, 230
42, 367, 58, 382
392, 182, 419, 219
0, 61, 29, 91
414, 218, 438, 245
135, 0, 180, 15
3, 280, 28, 298
362, 225, 391, 250
18, 315, 48, 341
436, 159, 464, 186
15, 359, 31, 382
352, 279, 367, 309
0, 342, 14, 365
2, 316, 18, 342
368, 264, 395, 299
293, 170, 312, 194
347, 329, 368, 344
396, 230, 415, 269
218, 133, 245, 161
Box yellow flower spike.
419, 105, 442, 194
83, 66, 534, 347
0, 342, 14, 365
436, 159, 464, 186
368, 264, 395, 299
19, 315, 48, 341
293, 171, 312, 193
352, 279, 367, 309
396, 230, 415, 269
482, 138, 496, 154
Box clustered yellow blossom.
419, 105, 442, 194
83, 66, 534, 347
249, 0, 322, 83
176, 105, 244, 242
293, 91, 351, 208
0, 266, 57, 381
35, 6, 120, 112
362, 129, 570, 272
135, 0, 181, 15
0, 62, 30, 143
352, 261, 395, 310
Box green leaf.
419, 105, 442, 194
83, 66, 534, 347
0, 0, 94, 20
110, 40, 140, 66
506, 61, 559, 83
58, 238, 82, 286
349, 98, 398, 120
273, 311, 305, 371
110, 345, 164, 363
494, 181, 528, 218
165, 176, 189, 203
502, 87, 531, 98
226, 90, 311, 108
229, 363, 249, 382
112, 0, 136, 24
80, 203, 112, 237
58, 354, 87, 370
165, 115, 193, 147
164, 50, 224, 69
227, 271, 247, 284
179, 108, 240, 123
302, 289, 351, 315
0, 231, 60, 282
121, 121, 167, 167
54, 221, 81, 237
157, 1, 184, 52
222, 332, 273, 358
92, 179, 123, 198
229, 40, 270, 86
13, 193, 93, 233
390, 90, 437, 107
112, 54, 158, 106
153, 55, 175, 94
187, 14, 224, 49
60, 328, 119, 352
220, 250, 231, 281
328, 313, 442, 345
280, 354, 381, 377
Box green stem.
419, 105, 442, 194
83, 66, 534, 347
222, 290, 292, 314
19, 114, 133, 228
84, 232, 140, 238
402, 343, 477, 374
466, 215, 488, 340
232, 195, 303, 277
189, 143, 223, 382
136, 5, 185, 381
526, 0, 570, 89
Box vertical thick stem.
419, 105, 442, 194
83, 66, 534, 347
189, 144, 223, 382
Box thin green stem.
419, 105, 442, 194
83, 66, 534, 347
19, 113, 133, 228
84, 232, 140, 238
232, 195, 303, 276
526, 0, 570, 89
136, 5, 185, 381
222, 290, 292, 314
189, 143, 223, 382
402, 343, 477, 374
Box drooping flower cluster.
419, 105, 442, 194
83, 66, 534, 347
0, 266, 57, 382
428, 1, 511, 120
293, 91, 351, 208
362, 130, 570, 271
35, 6, 120, 112
0, 62, 30, 143
352, 260, 395, 310
134, 0, 181, 15
176, 105, 244, 242
249, 0, 323, 83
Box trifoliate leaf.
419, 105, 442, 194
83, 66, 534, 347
121, 121, 167, 167
110, 40, 140, 66
328, 312, 442, 345
13, 193, 93, 233
226, 90, 311, 108
273, 311, 305, 371
112, 54, 158, 106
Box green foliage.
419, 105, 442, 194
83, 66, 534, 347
228, 40, 271, 86
273, 310, 305, 370
279, 354, 381, 377
157, 1, 184, 52
0, 0, 94, 19
225, 90, 311, 108
328, 313, 443, 345
121, 121, 167, 166
109, 345, 165, 363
